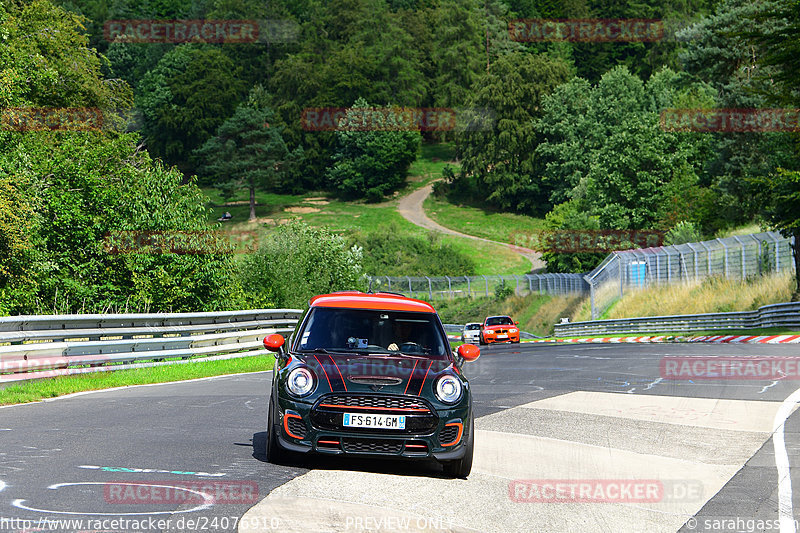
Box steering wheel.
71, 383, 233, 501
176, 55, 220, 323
399, 342, 424, 354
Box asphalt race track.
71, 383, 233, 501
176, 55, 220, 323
1, 343, 800, 533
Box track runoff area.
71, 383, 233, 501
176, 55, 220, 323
1, 342, 800, 532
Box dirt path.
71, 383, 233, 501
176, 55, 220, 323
397, 184, 545, 271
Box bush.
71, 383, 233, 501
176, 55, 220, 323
665, 221, 702, 245
237, 221, 366, 309
348, 224, 476, 276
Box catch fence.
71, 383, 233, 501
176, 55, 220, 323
584, 231, 794, 320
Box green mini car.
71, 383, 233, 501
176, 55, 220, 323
262, 291, 481, 478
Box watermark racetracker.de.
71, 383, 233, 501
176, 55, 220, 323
509, 479, 704, 503
509, 18, 664, 42
660, 108, 800, 133
509, 229, 665, 254
661, 356, 800, 380
104, 480, 259, 505
103, 230, 259, 255
301, 107, 496, 132
1, 107, 104, 132
103, 19, 299, 43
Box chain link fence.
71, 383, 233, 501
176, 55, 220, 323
584, 231, 795, 320
366, 273, 588, 300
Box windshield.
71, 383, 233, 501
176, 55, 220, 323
486, 316, 514, 326
294, 307, 449, 359
465, 324, 481, 330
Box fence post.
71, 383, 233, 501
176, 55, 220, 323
407, 276, 412, 297
425, 276, 432, 300
666, 252, 672, 283
465, 276, 471, 297
766, 232, 781, 272
586, 274, 597, 320
618, 254, 624, 299
483, 275, 489, 297
386, 276, 392, 291
447, 276, 452, 298
716, 238, 730, 278
699, 241, 711, 276
733, 236, 746, 278
686, 243, 699, 280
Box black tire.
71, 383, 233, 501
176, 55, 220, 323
479, 335, 486, 346
266, 394, 285, 464
512, 339, 520, 344
443, 412, 474, 479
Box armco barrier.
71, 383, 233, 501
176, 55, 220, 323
0, 309, 302, 383
553, 302, 800, 337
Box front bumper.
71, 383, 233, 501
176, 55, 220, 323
275, 395, 471, 461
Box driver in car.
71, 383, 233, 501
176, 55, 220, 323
387, 320, 421, 352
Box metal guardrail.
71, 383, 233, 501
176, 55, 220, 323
0, 309, 303, 383
553, 302, 800, 337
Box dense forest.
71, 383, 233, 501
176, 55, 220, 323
1, 0, 798, 313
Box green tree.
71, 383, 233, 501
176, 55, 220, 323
0, 133, 240, 314
752, 170, 800, 298
456, 52, 572, 215
194, 89, 297, 221
326, 97, 421, 202
137, 45, 246, 174
237, 221, 365, 309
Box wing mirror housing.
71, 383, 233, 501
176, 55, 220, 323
456, 343, 480, 363
264, 334, 287, 359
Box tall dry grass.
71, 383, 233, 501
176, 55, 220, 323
596, 271, 794, 320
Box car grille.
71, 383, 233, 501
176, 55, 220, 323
287, 417, 307, 438
311, 394, 439, 434
342, 437, 403, 454
439, 425, 459, 445
319, 394, 429, 411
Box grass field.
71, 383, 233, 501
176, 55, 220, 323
202, 141, 531, 275
0, 355, 274, 405
424, 195, 546, 245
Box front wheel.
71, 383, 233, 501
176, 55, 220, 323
266, 394, 285, 464
443, 413, 474, 479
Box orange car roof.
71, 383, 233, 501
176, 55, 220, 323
309, 292, 436, 313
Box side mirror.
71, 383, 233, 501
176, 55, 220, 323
263, 334, 285, 353
515, 321, 519, 325
457, 343, 480, 362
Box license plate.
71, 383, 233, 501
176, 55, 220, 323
497, 334, 508, 339
343, 413, 406, 430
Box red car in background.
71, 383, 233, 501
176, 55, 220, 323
480, 315, 520, 345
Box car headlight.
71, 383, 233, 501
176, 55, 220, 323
509, 328, 518, 333
286, 367, 316, 397
435, 375, 463, 404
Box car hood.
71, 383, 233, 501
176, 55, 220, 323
294, 352, 454, 395
484, 324, 515, 331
